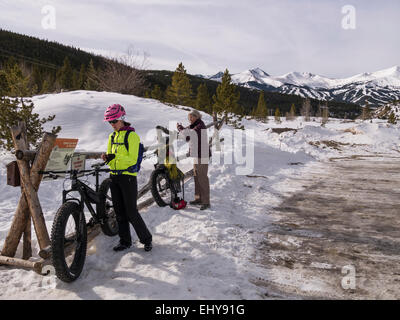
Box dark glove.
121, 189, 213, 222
105, 154, 115, 163
177, 124, 184, 131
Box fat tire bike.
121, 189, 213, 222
40, 162, 118, 282
150, 125, 185, 208
150, 163, 185, 207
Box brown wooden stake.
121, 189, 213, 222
22, 210, 32, 260
0, 255, 43, 274
11, 122, 50, 254
1, 123, 56, 258
15, 150, 36, 161
21, 129, 32, 260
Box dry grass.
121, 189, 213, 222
342, 127, 363, 135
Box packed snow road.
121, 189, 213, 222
253, 155, 400, 299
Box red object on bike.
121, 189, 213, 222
171, 198, 187, 210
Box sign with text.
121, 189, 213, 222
71, 153, 86, 177
43, 138, 79, 180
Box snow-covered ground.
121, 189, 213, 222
1, 91, 400, 299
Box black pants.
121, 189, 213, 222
109, 174, 152, 246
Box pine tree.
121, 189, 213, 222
212, 69, 241, 126
0, 60, 61, 150
5, 63, 31, 97
72, 70, 79, 90
41, 79, 50, 94
0, 97, 61, 150
254, 91, 268, 122
301, 98, 311, 121
84, 59, 99, 91
0, 70, 9, 96
165, 63, 193, 106
388, 111, 397, 124
78, 64, 87, 89
151, 84, 163, 101
31, 66, 43, 93
362, 101, 371, 120
58, 57, 73, 89
289, 103, 296, 120
274, 107, 281, 123
195, 83, 212, 113
321, 103, 329, 125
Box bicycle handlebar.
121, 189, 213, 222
39, 166, 110, 176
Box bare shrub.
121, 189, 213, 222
95, 46, 149, 96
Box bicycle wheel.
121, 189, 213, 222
151, 167, 172, 207
97, 178, 118, 236
51, 201, 87, 282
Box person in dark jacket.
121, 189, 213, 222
177, 110, 211, 210
102, 104, 152, 252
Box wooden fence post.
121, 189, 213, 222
1, 123, 56, 259
21, 126, 32, 260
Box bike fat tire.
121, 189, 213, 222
51, 201, 87, 283
151, 167, 172, 207
97, 178, 118, 236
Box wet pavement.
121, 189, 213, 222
253, 155, 400, 299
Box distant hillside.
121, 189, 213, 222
0, 29, 105, 70
0, 29, 361, 118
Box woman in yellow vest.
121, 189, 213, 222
102, 104, 152, 252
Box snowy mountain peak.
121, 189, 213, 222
207, 71, 225, 81
276, 71, 333, 88
372, 65, 400, 78
230, 68, 283, 88
248, 67, 270, 78
203, 65, 400, 106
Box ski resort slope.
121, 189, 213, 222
0, 91, 399, 299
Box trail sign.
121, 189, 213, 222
70, 153, 86, 174
43, 138, 78, 180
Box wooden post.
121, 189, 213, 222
0, 255, 43, 274
22, 220, 32, 260
1, 124, 56, 258
21, 127, 32, 260
15, 150, 36, 161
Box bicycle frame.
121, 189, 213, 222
41, 166, 110, 225
63, 175, 99, 220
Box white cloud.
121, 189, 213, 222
0, 0, 399, 77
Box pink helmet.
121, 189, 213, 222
104, 104, 126, 122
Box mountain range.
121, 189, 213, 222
202, 66, 400, 107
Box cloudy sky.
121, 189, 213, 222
0, 0, 399, 78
